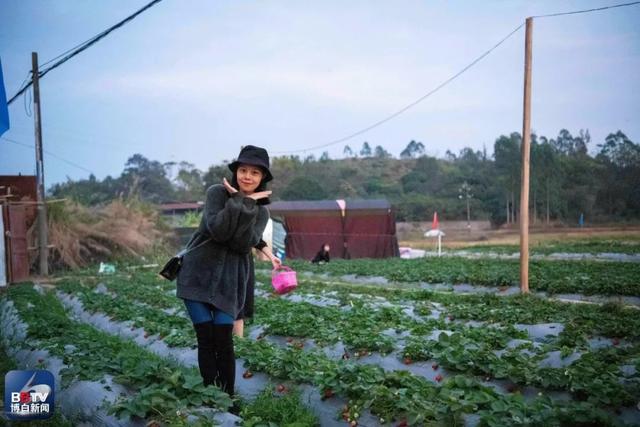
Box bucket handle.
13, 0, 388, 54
272, 265, 294, 274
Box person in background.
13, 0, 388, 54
233, 241, 281, 337
312, 243, 331, 264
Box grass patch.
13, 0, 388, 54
239, 385, 319, 427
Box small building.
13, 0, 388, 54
269, 199, 399, 260
0, 175, 38, 285
158, 202, 204, 227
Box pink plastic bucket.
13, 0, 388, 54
271, 266, 298, 294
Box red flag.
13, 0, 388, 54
432, 212, 439, 230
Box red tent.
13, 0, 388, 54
269, 199, 399, 260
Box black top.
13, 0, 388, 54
312, 250, 330, 263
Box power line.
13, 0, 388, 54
272, 22, 525, 155
532, 1, 640, 18
2, 137, 95, 174
274, 1, 640, 155
7, 0, 164, 106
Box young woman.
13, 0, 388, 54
176, 145, 272, 403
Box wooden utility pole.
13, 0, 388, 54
32, 52, 48, 276
520, 18, 533, 293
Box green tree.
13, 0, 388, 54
400, 140, 425, 159
281, 176, 328, 200
374, 145, 392, 158
120, 154, 175, 203
493, 133, 521, 224
343, 145, 354, 158
595, 131, 640, 217
175, 162, 204, 201
360, 142, 372, 157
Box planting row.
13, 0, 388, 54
276, 257, 640, 296
256, 273, 640, 346
455, 240, 640, 256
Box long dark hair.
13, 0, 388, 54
230, 166, 270, 205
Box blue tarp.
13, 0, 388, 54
0, 58, 9, 137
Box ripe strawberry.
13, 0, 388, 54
435, 374, 443, 382
276, 384, 287, 393
294, 342, 304, 350
286, 337, 294, 343
242, 370, 253, 379
403, 357, 413, 365
432, 363, 439, 370
323, 388, 334, 399
397, 420, 408, 427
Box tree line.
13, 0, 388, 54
50, 129, 640, 226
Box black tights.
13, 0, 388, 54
193, 322, 236, 396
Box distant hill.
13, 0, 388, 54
50, 129, 640, 226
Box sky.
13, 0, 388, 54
0, 0, 638, 188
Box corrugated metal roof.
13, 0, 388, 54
159, 202, 203, 212
269, 199, 391, 213
269, 200, 340, 213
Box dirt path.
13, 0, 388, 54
399, 222, 640, 249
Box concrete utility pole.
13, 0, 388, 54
32, 52, 48, 276
520, 18, 533, 294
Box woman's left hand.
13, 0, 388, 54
223, 177, 238, 194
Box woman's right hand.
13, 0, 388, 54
270, 255, 282, 269
247, 190, 272, 201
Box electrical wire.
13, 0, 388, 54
1, 136, 95, 174
272, 22, 525, 155
531, 1, 640, 18
273, 0, 640, 155
7, 0, 164, 106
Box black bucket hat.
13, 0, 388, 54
228, 145, 273, 183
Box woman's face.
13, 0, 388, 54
236, 164, 264, 194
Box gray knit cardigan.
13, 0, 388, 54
176, 184, 269, 318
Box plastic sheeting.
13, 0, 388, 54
0, 298, 144, 427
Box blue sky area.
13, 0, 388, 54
1, 0, 638, 188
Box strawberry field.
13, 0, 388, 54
1, 256, 639, 426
